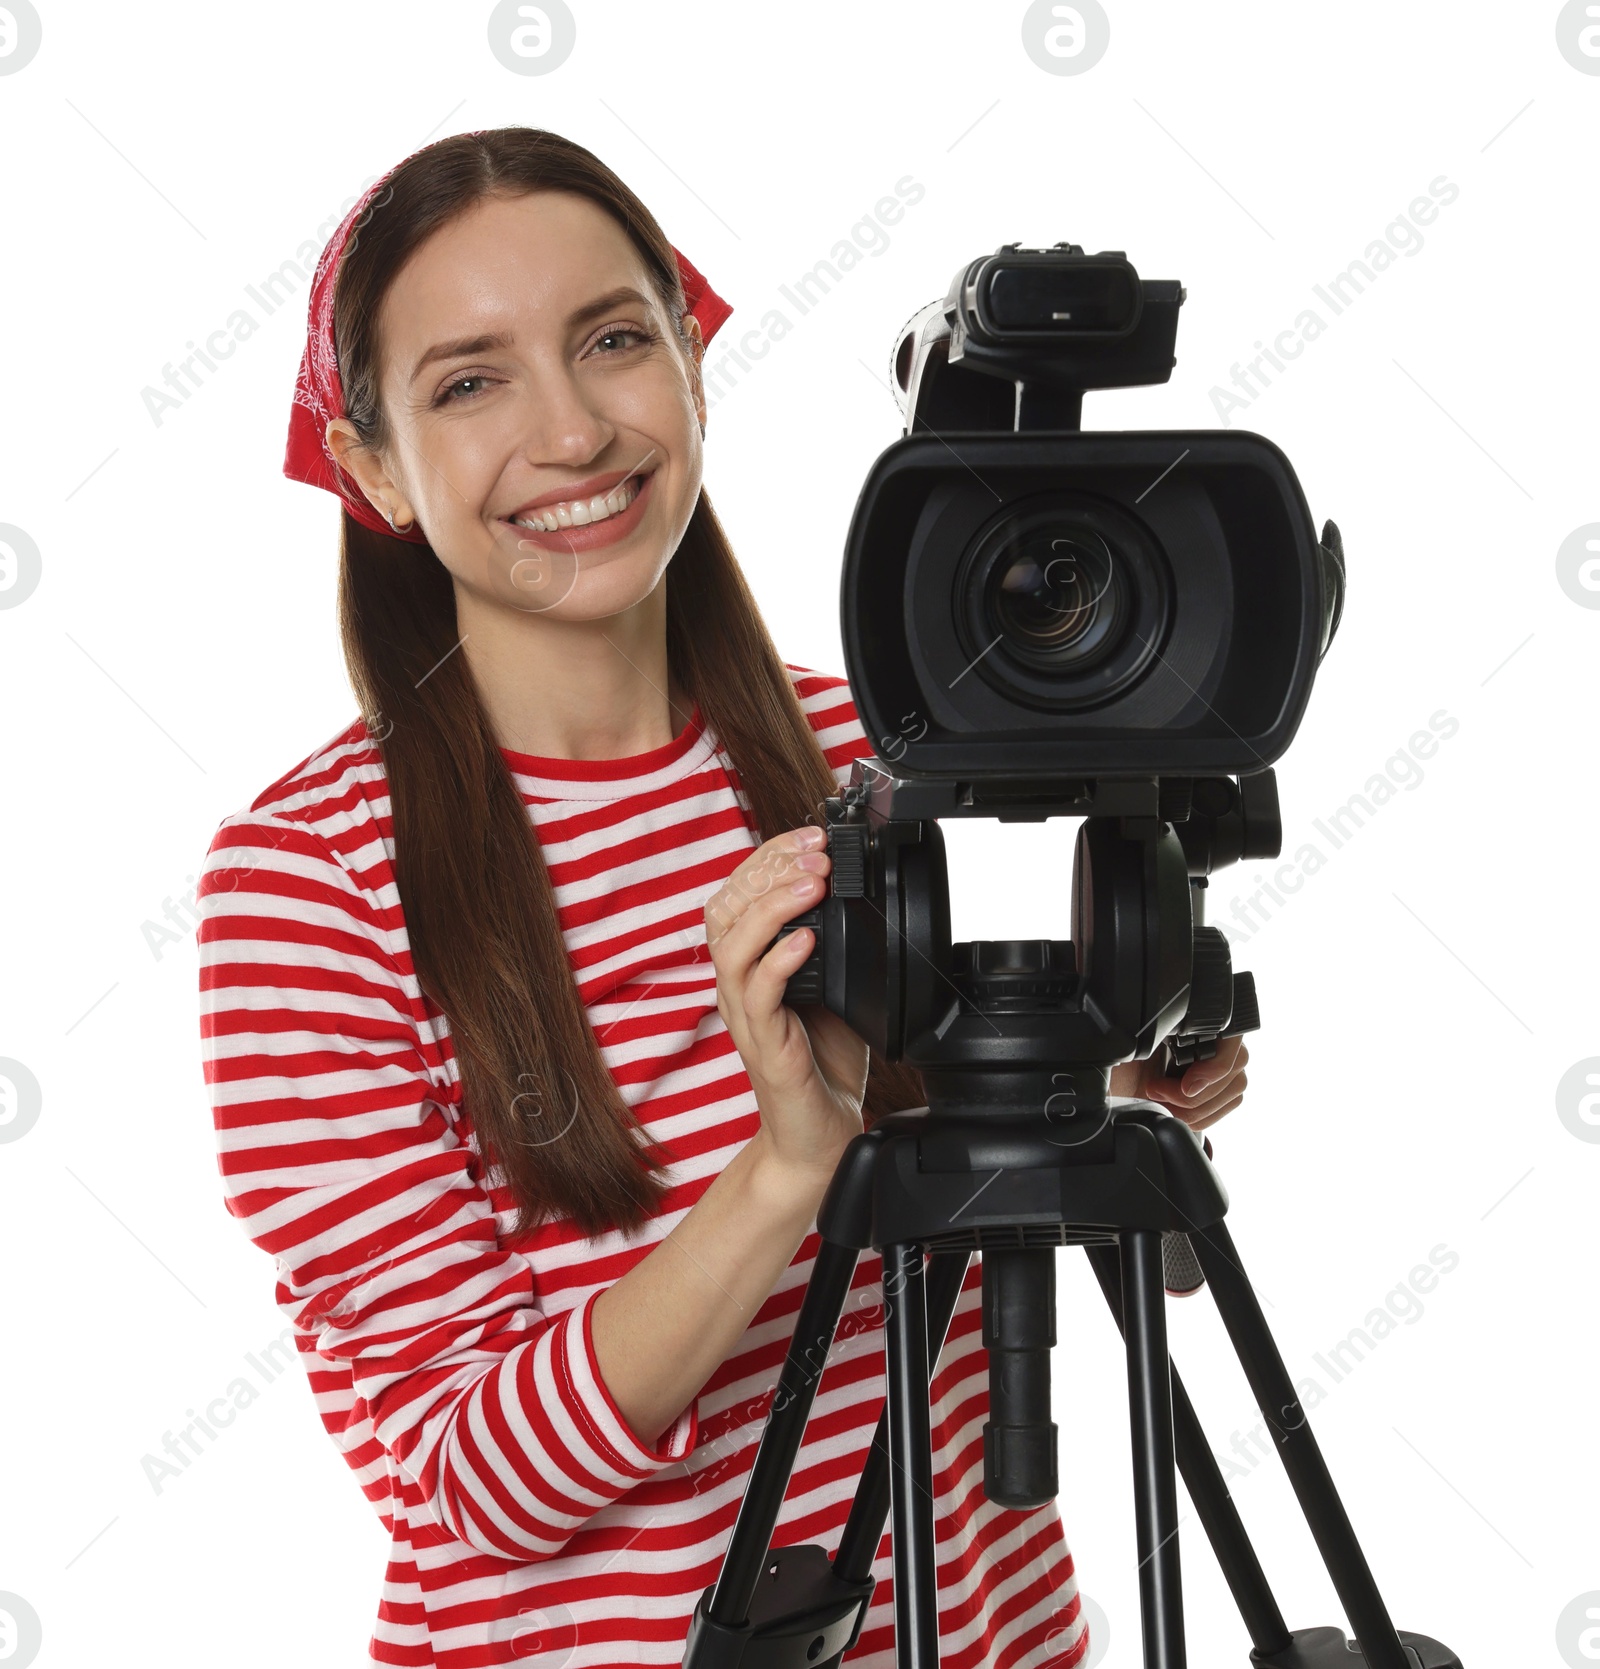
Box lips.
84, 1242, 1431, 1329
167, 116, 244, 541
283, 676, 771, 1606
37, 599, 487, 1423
500, 466, 656, 552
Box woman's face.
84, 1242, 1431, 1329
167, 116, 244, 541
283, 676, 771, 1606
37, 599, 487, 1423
332, 189, 706, 623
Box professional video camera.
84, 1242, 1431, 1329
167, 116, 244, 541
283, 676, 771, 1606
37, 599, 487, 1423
784, 242, 1345, 1089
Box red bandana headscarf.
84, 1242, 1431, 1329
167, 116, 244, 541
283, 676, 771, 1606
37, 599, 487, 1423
283, 136, 733, 543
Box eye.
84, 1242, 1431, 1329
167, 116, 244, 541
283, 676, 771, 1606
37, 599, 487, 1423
590, 323, 656, 356
436, 373, 494, 406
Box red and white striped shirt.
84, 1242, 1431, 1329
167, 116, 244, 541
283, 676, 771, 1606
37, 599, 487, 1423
196, 664, 1089, 1667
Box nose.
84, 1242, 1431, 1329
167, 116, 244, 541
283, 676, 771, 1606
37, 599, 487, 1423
514, 360, 615, 466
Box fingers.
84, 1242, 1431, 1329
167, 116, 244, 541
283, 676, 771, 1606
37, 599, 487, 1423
1186, 1088, 1244, 1130
704, 827, 831, 1062
1184, 1035, 1245, 1086
1178, 1040, 1246, 1100
742, 922, 816, 1045
1146, 1039, 1248, 1131
704, 828, 829, 968
1170, 1070, 1246, 1130
1145, 1041, 1243, 1101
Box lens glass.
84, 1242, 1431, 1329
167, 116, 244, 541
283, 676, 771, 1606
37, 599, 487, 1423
987, 526, 1122, 671
952, 490, 1170, 713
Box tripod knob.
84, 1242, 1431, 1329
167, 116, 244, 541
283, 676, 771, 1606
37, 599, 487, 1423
1184, 926, 1234, 1034
1228, 970, 1260, 1035
780, 908, 826, 1005
828, 822, 869, 897
1157, 777, 1193, 824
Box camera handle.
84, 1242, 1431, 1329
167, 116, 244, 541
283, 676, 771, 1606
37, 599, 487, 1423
1158, 915, 1259, 1296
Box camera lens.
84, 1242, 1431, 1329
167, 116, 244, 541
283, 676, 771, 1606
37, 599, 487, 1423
990, 532, 1120, 668
953, 492, 1170, 712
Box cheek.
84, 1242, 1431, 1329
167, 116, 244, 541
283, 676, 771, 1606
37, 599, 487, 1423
432, 426, 520, 513
613, 367, 700, 453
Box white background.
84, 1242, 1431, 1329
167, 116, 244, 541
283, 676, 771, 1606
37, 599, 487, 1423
1, 3, 1596, 1666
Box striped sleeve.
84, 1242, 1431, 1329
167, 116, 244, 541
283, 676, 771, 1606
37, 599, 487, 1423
195, 809, 697, 1562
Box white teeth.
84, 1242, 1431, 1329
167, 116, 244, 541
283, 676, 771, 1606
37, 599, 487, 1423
511, 475, 642, 533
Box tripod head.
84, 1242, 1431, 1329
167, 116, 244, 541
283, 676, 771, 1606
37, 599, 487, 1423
781, 762, 1281, 1126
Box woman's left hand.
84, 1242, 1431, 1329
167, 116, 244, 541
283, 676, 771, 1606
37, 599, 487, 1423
1108, 1035, 1249, 1133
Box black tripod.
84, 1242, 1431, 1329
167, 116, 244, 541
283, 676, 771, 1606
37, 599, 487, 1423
680, 762, 1463, 1669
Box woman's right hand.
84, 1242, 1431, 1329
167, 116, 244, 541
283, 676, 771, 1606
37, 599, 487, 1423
704, 825, 869, 1182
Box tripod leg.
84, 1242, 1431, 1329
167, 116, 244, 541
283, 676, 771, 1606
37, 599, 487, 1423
884, 1239, 940, 1668
705, 1238, 860, 1629
1087, 1243, 1293, 1658
1190, 1221, 1413, 1669
1121, 1228, 1187, 1669
834, 1249, 971, 1583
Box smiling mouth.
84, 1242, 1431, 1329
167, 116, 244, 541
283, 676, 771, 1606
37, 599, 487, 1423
505, 470, 653, 533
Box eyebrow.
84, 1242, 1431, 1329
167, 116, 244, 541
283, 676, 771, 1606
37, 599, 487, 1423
408, 286, 657, 385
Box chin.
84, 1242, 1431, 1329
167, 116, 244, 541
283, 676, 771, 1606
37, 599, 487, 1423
568, 569, 665, 620
529, 555, 665, 623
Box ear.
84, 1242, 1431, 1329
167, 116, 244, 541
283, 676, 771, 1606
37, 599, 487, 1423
681, 314, 707, 434
324, 418, 417, 529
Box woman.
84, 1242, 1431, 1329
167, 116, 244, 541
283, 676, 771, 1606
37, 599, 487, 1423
196, 126, 1246, 1667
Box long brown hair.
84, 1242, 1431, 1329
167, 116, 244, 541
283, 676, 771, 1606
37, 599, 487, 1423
330, 127, 924, 1242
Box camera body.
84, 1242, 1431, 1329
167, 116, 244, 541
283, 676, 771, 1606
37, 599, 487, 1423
847, 243, 1342, 780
